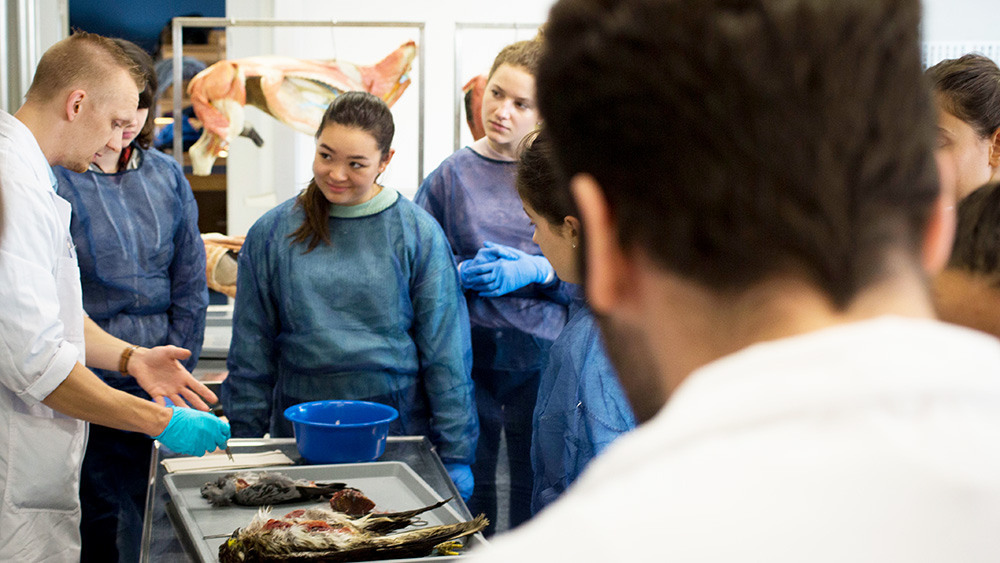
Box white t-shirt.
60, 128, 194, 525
470, 316, 1000, 562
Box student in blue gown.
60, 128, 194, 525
515, 129, 637, 515
222, 92, 478, 500
414, 36, 572, 533
53, 39, 208, 563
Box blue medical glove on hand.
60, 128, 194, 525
153, 406, 231, 456
445, 463, 475, 502
462, 241, 555, 297
457, 259, 485, 290
457, 245, 500, 290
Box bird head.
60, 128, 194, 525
218, 528, 249, 563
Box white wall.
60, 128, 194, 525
1, 0, 67, 112
223, 0, 554, 236
921, 1, 1000, 69
922, 0, 999, 42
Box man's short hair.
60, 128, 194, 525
537, 0, 940, 308
25, 30, 143, 106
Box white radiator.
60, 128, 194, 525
923, 42, 1000, 68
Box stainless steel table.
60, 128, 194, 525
140, 436, 473, 562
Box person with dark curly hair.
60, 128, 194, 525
470, 0, 1000, 560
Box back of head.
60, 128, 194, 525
947, 181, 1000, 277
489, 33, 544, 79
538, 0, 939, 309
517, 128, 577, 225
927, 54, 1000, 139
317, 91, 395, 159
112, 38, 157, 149
935, 181, 1000, 338
26, 30, 144, 108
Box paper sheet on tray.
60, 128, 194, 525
161, 450, 294, 473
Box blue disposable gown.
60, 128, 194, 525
54, 148, 208, 391
222, 189, 478, 464
414, 147, 570, 374
531, 300, 636, 514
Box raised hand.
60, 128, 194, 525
128, 345, 218, 411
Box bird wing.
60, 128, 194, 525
293, 482, 349, 501
358, 498, 453, 535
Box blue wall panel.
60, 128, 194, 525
69, 0, 225, 53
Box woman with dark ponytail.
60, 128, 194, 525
515, 129, 635, 515
223, 92, 478, 500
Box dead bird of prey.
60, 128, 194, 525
202, 471, 350, 507
218, 504, 488, 563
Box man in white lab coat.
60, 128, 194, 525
470, 0, 1000, 561
0, 31, 230, 562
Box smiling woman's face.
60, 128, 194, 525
312, 123, 389, 206
936, 107, 998, 200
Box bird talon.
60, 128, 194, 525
434, 540, 464, 556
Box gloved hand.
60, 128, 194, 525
153, 406, 231, 456
445, 463, 475, 502
457, 246, 499, 290
461, 241, 555, 297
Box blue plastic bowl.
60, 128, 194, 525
284, 400, 399, 464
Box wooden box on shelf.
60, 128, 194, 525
159, 29, 226, 67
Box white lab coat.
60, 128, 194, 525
472, 316, 1000, 562
0, 110, 89, 562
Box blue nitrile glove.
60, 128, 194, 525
457, 246, 499, 290
153, 406, 231, 456
445, 463, 474, 502
461, 241, 555, 297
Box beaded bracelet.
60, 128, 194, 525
119, 344, 141, 376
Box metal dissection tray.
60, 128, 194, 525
163, 461, 487, 563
